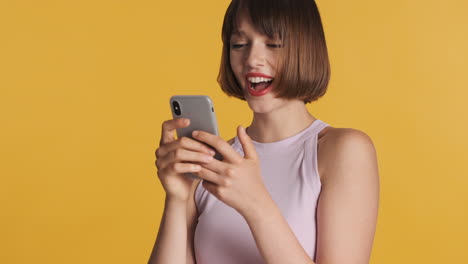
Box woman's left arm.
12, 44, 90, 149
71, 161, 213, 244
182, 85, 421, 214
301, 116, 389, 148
314, 129, 380, 264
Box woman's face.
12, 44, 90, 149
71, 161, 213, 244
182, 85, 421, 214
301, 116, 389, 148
229, 13, 286, 114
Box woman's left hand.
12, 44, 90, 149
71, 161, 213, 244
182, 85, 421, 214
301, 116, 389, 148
192, 125, 271, 217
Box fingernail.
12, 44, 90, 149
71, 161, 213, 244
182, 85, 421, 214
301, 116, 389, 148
192, 131, 199, 136
209, 150, 216, 156
240, 125, 247, 135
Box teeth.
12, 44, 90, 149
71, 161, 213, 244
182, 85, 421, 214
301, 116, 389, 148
248, 77, 273, 83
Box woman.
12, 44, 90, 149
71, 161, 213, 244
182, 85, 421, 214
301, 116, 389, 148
149, 0, 379, 263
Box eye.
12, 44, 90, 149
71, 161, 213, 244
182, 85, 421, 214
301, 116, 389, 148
231, 43, 248, 49
267, 44, 283, 48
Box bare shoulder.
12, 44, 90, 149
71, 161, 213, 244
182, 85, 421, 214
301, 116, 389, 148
318, 126, 378, 184
319, 126, 376, 150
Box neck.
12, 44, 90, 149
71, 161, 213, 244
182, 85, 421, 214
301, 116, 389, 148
246, 100, 316, 143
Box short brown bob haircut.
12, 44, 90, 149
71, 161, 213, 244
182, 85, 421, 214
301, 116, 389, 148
217, 0, 330, 104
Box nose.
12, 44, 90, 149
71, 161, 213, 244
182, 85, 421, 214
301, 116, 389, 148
246, 42, 265, 68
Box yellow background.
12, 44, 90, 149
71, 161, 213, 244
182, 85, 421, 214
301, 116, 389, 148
1, 0, 467, 263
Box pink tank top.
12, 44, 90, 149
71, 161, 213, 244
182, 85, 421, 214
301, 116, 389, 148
194, 119, 330, 264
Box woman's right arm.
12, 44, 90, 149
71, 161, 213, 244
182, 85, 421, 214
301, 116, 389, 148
148, 118, 215, 264
148, 197, 189, 264
148, 178, 201, 264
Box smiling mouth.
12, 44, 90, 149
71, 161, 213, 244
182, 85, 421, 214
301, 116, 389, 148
246, 78, 274, 96
247, 75, 274, 90
249, 80, 273, 91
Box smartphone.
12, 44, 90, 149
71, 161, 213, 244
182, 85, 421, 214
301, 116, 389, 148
170, 95, 219, 138
169, 95, 221, 179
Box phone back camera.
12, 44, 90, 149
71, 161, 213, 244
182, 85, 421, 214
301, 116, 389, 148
173, 101, 181, 115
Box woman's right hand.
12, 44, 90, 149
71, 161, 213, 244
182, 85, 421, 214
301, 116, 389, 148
155, 118, 216, 202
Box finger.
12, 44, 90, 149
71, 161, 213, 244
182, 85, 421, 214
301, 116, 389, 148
199, 158, 226, 175
159, 162, 202, 175
237, 125, 258, 160
192, 130, 242, 163
160, 118, 190, 146
157, 136, 215, 158
195, 167, 222, 185
202, 180, 218, 196
157, 148, 214, 169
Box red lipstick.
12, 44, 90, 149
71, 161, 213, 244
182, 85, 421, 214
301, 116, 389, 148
245, 72, 274, 78
245, 72, 274, 97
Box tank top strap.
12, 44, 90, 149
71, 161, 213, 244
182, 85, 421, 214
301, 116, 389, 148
312, 119, 330, 135
293, 119, 330, 143
302, 119, 330, 192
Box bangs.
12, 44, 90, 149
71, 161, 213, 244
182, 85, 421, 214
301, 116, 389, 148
223, 0, 287, 43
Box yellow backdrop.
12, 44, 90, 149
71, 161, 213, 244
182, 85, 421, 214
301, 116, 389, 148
1, 0, 467, 263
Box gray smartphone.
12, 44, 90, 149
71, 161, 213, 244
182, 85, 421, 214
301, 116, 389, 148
169, 95, 221, 179
170, 95, 219, 139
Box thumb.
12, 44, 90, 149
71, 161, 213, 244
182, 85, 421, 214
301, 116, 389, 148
237, 125, 257, 160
